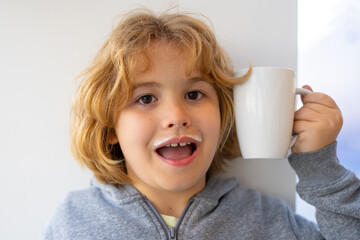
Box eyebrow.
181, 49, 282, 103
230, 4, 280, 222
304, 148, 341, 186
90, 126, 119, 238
186, 77, 213, 87
188, 77, 206, 84
132, 81, 161, 89
132, 77, 207, 89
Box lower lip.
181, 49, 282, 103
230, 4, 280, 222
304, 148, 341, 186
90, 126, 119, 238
156, 148, 198, 167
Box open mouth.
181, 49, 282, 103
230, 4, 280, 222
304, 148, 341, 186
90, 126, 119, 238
156, 142, 197, 160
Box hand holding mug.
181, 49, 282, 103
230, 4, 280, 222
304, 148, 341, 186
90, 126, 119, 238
292, 85, 343, 154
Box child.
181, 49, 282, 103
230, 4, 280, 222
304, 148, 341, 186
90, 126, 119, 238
43, 8, 360, 239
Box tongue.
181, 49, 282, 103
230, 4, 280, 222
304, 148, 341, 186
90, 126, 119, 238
157, 145, 193, 160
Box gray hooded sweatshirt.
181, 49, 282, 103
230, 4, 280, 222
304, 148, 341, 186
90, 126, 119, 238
43, 142, 360, 239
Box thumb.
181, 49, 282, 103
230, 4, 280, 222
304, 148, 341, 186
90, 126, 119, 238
301, 85, 313, 103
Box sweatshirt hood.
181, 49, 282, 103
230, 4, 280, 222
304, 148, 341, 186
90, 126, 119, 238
90, 178, 143, 205
91, 175, 239, 207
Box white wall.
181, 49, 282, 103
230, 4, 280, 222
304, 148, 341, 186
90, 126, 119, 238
0, 0, 297, 239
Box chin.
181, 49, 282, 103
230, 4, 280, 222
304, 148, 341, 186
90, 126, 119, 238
158, 173, 206, 193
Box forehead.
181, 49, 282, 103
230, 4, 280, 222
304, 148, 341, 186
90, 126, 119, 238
134, 41, 185, 68
147, 42, 186, 70
131, 41, 201, 83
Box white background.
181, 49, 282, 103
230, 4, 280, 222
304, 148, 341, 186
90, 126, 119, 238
0, 0, 297, 239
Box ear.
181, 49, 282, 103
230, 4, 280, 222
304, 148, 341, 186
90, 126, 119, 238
108, 129, 119, 145
109, 135, 119, 145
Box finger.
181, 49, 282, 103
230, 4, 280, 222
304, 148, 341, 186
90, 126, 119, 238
301, 102, 337, 115
293, 120, 313, 135
302, 92, 340, 110
294, 108, 343, 137
294, 105, 322, 121
302, 85, 313, 92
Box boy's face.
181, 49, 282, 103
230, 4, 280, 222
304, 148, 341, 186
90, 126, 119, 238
112, 41, 221, 198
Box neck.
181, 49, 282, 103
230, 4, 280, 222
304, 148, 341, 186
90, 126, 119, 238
133, 179, 205, 218
149, 191, 192, 218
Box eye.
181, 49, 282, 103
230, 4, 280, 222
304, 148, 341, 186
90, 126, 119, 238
137, 95, 156, 105
186, 91, 204, 100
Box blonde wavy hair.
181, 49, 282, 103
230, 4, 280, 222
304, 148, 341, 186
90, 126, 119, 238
71, 8, 250, 184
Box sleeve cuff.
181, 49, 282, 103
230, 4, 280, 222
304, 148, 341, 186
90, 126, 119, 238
288, 142, 348, 187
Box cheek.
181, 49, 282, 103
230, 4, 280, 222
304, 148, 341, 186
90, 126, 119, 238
210, 111, 221, 144
116, 112, 154, 155
196, 104, 221, 144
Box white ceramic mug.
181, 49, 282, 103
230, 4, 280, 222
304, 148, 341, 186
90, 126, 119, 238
233, 67, 311, 159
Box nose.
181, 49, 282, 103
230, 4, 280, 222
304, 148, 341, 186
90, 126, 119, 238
161, 100, 191, 129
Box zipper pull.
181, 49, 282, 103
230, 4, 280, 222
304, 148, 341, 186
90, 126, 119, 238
169, 227, 176, 239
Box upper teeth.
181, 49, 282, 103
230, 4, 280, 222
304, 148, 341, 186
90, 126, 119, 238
167, 142, 191, 147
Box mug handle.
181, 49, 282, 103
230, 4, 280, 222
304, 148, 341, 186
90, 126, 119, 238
289, 88, 313, 148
